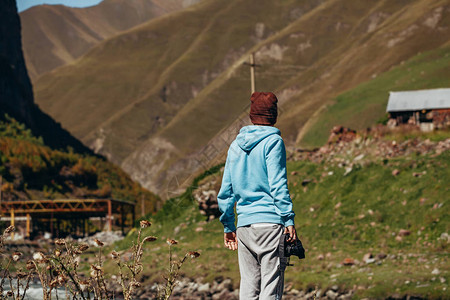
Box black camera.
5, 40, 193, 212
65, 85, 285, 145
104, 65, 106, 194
284, 234, 305, 260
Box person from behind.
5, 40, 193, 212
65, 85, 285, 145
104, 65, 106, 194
218, 91, 297, 300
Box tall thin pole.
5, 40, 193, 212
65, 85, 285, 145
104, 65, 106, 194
107, 199, 112, 232
26, 214, 30, 238
50, 211, 54, 237
11, 208, 14, 240
250, 53, 256, 94
0, 175, 2, 217
121, 204, 125, 236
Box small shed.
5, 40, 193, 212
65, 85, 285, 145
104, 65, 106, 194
387, 88, 450, 131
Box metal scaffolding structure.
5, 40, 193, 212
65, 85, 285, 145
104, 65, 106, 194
0, 198, 135, 238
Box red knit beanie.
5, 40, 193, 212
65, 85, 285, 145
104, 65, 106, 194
249, 92, 278, 125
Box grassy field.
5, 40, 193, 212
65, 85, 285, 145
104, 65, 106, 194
300, 46, 450, 148
104, 133, 449, 299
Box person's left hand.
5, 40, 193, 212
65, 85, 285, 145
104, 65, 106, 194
284, 225, 297, 242
224, 232, 238, 250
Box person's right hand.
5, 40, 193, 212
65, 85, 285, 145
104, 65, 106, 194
284, 225, 297, 242
224, 232, 238, 250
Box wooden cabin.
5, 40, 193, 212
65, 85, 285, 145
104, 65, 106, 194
387, 88, 450, 131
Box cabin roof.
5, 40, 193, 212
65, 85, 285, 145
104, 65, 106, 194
387, 88, 450, 112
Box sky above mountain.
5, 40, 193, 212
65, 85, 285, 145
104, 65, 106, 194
17, 0, 103, 12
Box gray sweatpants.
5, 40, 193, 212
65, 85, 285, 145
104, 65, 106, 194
237, 223, 284, 300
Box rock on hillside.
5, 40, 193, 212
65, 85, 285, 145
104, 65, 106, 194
33, 0, 450, 197
291, 125, 450, 165
0, 0, 91, 153
20, 0, 201, 79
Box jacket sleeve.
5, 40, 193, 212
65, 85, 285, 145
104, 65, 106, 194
266, 137, 295, 227
217, 150, 237, 233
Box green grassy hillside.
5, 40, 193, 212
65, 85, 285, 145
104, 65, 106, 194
33, 0, 450, 197
109, 131, 449, 299
300, 46, 450, 148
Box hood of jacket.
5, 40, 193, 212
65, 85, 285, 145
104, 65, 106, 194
235, 125, 280, 152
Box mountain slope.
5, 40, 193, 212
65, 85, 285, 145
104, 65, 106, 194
278, 0, 450, 144
1, 0, 159, 216
33, 0, 450, 197
20, 0, 201, 79
124, 0, 450, 195
34, 1, 320, 145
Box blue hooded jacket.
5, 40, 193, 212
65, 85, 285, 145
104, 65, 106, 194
218, 125, 295, 233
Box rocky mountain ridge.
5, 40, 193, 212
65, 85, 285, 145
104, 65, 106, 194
32, 0, 450, 197
20, 0, 201, 79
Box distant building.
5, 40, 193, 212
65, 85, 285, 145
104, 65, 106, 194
386, 88, 450, 131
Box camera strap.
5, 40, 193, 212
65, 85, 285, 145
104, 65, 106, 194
278, 233, 289, 272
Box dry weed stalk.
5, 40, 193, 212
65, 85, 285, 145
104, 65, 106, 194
157, 239, 201, 300
1, 220, 200, 300
111, 220, 156, 300
0, 226, 34, 300
1, 225, 110, 300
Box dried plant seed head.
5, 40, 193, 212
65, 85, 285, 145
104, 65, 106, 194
135, 263, 143, 274
54, 239, 66, 246
78, 243, 89, 252
50, 278, 59, 288
80, 280, 89, 291
54, 249, 61, 257
78, 243, 89, 251
94, 239, 104, 247
12, 251, 22, 261
140, 220, 152, 228
90, 264, 103, 272
188, 251, 201, 258
4, 225, 15, 235
16, 271, 27, 279
131, 280, 141, 288
26, 260, 35, 270
90, 270, 98, 278
57, 275, 67, 284
143, 236, 157, 243
111, 250, 120, 260
90, 264, 103, 278
166, 238, 178, 245
33, 252, 45, 262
